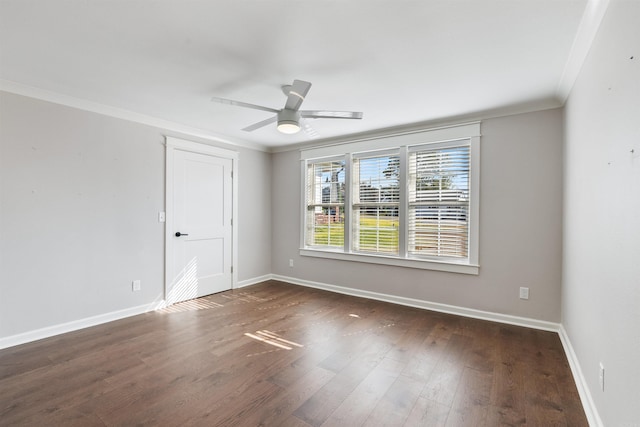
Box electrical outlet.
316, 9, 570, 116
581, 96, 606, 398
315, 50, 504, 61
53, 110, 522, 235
132, 280, 141, 292
599, 362, 605, 391
289, 259, 294, 268
519, 287, 529, 300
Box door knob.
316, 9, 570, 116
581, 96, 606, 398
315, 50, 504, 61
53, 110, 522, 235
175, 232, 189, 237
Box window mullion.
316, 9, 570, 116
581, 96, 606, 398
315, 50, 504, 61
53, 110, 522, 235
300, 160, 305, 249
398, 146, 408, 258
468, 136, 480, 265
344, 154, 352, 253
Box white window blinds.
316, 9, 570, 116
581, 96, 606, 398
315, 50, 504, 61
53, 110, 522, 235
305, 158, 346, 248
408, 143, 470, 259
352, 153, 400, 254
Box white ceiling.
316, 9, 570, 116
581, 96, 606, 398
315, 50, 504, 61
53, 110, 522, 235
0, 1, 602, 150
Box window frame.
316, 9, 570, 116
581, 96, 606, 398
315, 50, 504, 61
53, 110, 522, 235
407, 141, 472, 261
351, 150, 401, 256
299, 123, 480, 275
304, 156, 347, 250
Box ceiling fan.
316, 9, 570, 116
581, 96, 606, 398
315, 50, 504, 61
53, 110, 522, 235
211, 79, 363, 135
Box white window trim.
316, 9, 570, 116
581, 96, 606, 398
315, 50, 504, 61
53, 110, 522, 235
299, 122, 480, 275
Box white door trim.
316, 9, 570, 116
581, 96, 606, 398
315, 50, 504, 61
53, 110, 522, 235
165, 136, 239, 302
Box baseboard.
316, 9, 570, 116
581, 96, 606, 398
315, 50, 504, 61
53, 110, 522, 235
236, 274, 274, 289
0, 274, 276, 350
0, 301, 161, 350
0, 273, 559, 346
558, 325, 603, 427
271, 274, 560, 332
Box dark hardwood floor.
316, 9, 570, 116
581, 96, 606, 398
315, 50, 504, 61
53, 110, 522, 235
0, 280, 587, 426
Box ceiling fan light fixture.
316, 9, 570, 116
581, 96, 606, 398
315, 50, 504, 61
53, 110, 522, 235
277, 109, 301, 134
277, 120, 301, 134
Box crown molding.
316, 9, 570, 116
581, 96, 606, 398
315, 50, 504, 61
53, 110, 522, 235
272, 97, 562, 154
556, 0, 611, 102
0, 79, 269, 153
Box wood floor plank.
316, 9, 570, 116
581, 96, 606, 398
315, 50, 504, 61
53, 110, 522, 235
420, 333, 472, 407
235, 365, 335, 426
0, 350, 145, 425
523, 329, 578, 426
403, 396, 451, 426
0, 280, 589, 426
463, 322, 499, 374
486, 326, 528, 425
445, 367, 493, 426
361, 373, 425, 427
292, 361, 376, 427
281, 415, 315, 427
320, 356, 406, 426
385, 315, 436, 364
524, 358, 569, 426
11, 407, 108, 427
0, 345, 55, 381
267, 338, 340, 389
401, 321, 452, 383
293, 334, 396, 426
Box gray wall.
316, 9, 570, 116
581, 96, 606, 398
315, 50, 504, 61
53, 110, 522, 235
0, 91, 272, 338
0, 91, 564, 338
272, 108, 564, 322
563, 0, 640, 424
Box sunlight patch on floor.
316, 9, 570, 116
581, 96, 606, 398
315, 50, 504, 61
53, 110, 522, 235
160, 298, 223, 313
244, 330, 304, 350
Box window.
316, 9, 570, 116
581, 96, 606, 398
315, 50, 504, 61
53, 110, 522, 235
305, 158, 345, 248
352, 152, 400, 254
300, 123, 480, 274
408, 143, 469, 259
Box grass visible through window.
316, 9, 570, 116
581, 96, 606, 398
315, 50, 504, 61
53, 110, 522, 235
357, 216, 398, 253
312, 216, 400, 253
312, 223, 344, 246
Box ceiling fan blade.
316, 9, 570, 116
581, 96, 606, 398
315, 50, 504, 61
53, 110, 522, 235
211, 96, 279, 114
300, 110, 363, 120
284, 80, 312, 111
241, 115, 277, 132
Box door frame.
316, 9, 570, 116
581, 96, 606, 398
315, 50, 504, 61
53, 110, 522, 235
165, 136, 238, 303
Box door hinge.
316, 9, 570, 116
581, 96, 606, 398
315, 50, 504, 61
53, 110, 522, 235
231, 170, 233, 179
231, 218, 233, 226
231, 266, 233, 273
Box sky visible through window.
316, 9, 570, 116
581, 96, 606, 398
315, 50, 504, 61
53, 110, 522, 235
359, 150, 468, 193
314, 150, 468, 201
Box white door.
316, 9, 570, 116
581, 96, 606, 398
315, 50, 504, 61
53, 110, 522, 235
167, 148, 233, 305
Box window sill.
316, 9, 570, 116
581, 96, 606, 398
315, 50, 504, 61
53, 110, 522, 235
299, 248, 479, 275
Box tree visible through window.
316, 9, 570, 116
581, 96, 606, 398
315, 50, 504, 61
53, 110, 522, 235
408, 146, 470, 259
